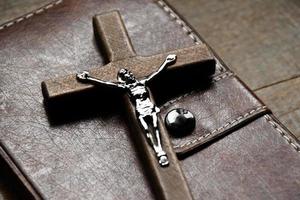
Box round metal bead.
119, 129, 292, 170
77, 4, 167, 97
165, 108, 196, 136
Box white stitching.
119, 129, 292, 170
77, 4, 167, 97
157, 0, 200, 44
212, 72, 234, 82
161, 72, 233, 109
265, 115, 300, 152
156, 0, 225, 72
157, 0, 300, 155
0, 0, 63, 31
174, 106, 267, 149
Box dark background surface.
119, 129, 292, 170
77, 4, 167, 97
0, 0, 299, 199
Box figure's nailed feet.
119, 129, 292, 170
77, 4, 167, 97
166, 54, 177, 62
76, 71, 90, 81
159, 155, 169, 167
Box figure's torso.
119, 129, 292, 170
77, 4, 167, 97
126, 82, 159, 117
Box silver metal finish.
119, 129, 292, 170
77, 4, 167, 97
165, 108, 196, 136
76, 54, 177, 167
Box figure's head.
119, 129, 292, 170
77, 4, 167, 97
117, 68, 136, 83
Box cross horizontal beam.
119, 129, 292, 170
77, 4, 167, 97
41, 10, 216, 199
42, 44, 215, 100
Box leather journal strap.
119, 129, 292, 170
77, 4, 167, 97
0, 0, 299, 199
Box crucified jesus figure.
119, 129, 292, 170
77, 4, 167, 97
76, 54, 177, 166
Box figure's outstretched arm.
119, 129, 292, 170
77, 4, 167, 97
76, 71, 125, 89
144, 54, 176, 83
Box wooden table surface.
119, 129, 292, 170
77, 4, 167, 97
0, 0, 299, 199
169, 0, 300, 139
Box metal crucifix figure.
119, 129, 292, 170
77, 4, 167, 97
42, 11, 215, 199
76, 54, 177, 166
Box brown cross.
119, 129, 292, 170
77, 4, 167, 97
42, 11, 215, 200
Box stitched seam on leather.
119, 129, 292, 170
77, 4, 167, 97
156, 0, 225, 72
174, 106, 267, 149
265, 115, 300, 152
0, 0, 63, 31
157, 0, 200, 44
161, 71, 233, 109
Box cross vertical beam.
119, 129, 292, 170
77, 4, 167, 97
93, 11, 136, 61
42, 11, 216, 200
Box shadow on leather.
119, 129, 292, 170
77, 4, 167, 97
44, 66, 214, 127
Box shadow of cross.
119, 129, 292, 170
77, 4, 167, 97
41, 11, 215, 200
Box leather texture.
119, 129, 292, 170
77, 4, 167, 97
124, 92, 193, 200
0, 0, 300, 199
53, 11, 196, 200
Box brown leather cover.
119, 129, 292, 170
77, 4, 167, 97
0, 0, 299, 199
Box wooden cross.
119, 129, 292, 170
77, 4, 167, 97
42, 11, 215, 200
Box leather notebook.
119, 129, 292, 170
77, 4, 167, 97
0, 0, 300, 199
